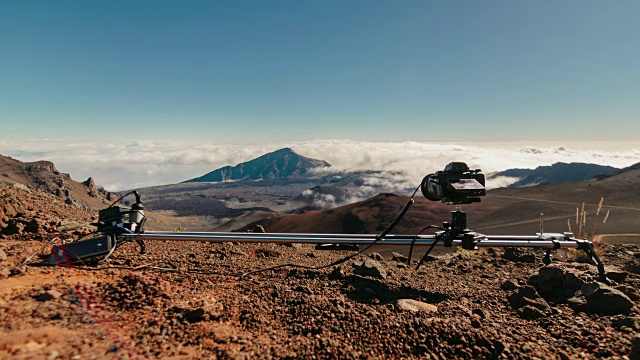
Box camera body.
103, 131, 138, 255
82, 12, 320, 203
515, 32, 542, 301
97, 191, 145, 234
421, 162, 486, 204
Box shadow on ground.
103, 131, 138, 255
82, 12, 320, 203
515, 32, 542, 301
342, 275, 448, 305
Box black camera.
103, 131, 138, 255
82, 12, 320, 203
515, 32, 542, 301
421, 162, 486, 204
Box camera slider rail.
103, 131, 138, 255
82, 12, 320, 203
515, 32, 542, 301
47, 226, 606, 281
47, 200, 608, 282
119, 228, 606, 281
45, 165, 608, 281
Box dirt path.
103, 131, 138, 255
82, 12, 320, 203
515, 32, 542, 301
595, 234, 640, 245
490, 195, 640, 212
476, 212, 573, 231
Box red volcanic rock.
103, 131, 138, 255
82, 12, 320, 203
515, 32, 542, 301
83, 177, 100, 197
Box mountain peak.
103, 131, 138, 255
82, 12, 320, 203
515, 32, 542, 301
186, 148, 330, 183
273, 147, 297, 155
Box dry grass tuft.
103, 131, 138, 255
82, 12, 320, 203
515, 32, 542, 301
568, 197, 609, 262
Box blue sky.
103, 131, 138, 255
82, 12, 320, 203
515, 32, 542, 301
1, 1, 639, 142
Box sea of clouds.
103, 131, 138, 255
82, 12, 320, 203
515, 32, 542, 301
0, 139, 638, 192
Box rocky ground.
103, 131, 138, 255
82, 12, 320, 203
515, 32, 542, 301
0, 183, 97, 242
1, 235, 639, 359
1, 183, 639, 359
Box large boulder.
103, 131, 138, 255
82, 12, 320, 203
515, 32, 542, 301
353, 258, 387, 279
576, 282, 634, 316
605, 266, 628, 283
528, 264, 633, 315
527, 264, 590, 303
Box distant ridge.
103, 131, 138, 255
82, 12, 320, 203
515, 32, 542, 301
491, 162, 618, 188
185, 148, 330, 183
593, 161, 640, 190
598, 161, 640, 179
0, 154, 113, 209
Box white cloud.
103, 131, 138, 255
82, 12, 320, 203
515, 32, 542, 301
312, 194, 336, 209
0, 139, 638, 192
485, 176, 522, 189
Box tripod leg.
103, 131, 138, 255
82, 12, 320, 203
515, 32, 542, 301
136, 240, 146, 255
585, 243, 608, 283
542, 249, 552, 265
416, 237, 440, 270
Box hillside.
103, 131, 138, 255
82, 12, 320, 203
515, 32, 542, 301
490, 162, 618, 188
185, 148, 330, 182
238, 193, 484, 235
239, 163, 640, 242
2, 181, 639, 359
0, 154, 113, 210
1, 159, 639, 359
0, 182, 95, 239
489, 161, 640, 206
451, 162, 640, 236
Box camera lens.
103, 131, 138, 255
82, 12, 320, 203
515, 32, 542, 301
420, 174, 442, 201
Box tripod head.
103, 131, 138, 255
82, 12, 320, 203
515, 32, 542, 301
435, 207, 484, 250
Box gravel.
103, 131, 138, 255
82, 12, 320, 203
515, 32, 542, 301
1, 238, 638, 359
1, 183, 639, 358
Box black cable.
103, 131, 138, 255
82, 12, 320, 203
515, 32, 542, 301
407, 225, 445, 265
15, 223, 103, 269
375, 184, 420, 240
237, 184, 423, 278
106, 191, 137, 208
415, 233, 444, 270
99, 237, 118, 263
15, 236, 59, 269
36, 184, 426, 279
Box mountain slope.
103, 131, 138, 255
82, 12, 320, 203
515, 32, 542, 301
185, 148, 330, 182
0, 154, 113, 209
476, 162, 640, 235
491, 162, 618, 188
590, 161, 640, 197
237, 193, 455, 234
238, 162, 640, 239
599, 161, 640, 181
